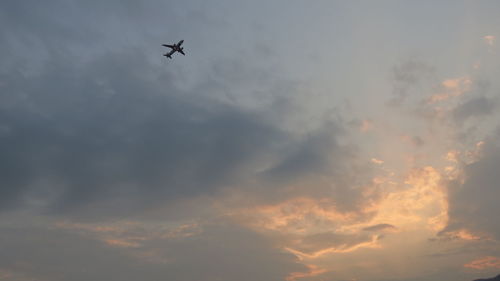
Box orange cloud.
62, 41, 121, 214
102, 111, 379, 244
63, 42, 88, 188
224, 163, 454, 279
464, 141, 485, 164
104, 239, 141, 248
233, 197, 361, 235
427, 77, 472, 104
225, 195, 387, 269
439, 229, 489, 242
445, 150, 460, 162
286, 264, 328, 281
464, 256, 500, 270
364, 166, 449, 234
484, 35, 495, 46
285, 234, 381, 260
453, 230, 482, 241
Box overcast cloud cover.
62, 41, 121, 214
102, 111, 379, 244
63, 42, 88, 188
1, 1, 500, 281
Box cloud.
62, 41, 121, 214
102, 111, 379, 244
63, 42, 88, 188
400, 135, 425, 147
285, 234, 380, 260
0, 221, 304, 281
464, 256, 500, 270
362, 223, 396, 232
388, 60, 435, 105
222, 195, 384, 266
4, 2, 500, 281
444, 137, 500, 240
0, 2, 381, 279
0, 55, 266, 215
453, 96, 497, 123
286, 264, 327, 281
371, 158, 384, 165
0, 46, 360, 220
261, 122, 350, 184
230, 197, 371, 234
427, 77, 472, 104
483, 36, 495, 47
1, 0, 369, 219
54, 220, 203, 249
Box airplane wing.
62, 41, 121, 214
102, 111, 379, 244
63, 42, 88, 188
178, 40, 184, 46
179, 49, 185, 55
162, 44, 174, 49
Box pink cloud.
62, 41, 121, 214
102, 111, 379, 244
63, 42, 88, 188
464, 256, 500, 270
484, 35, 495, 46
427, 77, 472, 104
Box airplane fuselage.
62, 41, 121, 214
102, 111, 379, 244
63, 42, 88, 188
172, 45, 183, 52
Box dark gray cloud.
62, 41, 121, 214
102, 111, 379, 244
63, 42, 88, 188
262, 122, 347, 182
0, 0, 358, 220
444, 136, 500, 239
0, 48, 305, 218
453, 96, 497, 123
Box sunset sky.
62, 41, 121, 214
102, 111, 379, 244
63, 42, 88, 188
1, 1, 500, 281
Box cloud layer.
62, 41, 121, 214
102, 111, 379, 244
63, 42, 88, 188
2, 1, 500, 281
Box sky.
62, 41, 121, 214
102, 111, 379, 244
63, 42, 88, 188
1, 1, 500, 281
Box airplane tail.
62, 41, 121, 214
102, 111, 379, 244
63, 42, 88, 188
163, 53, 172, 59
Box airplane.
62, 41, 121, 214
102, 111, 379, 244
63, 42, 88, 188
162, 40, 185, 59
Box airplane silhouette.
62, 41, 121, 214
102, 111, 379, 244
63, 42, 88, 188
162, 40, 185, 59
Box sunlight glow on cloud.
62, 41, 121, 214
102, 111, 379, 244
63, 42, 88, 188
440, 229, 484, 241
483, 35, 495, 46
371, 166, 448, 232
371, 158, 384, 165
231, 197, 362, 235
445, 150, 460, 163
427, 77, 472, 104
464, 256, 500, 270
286, 264, 328, 281
285, 235, 381, 260
104, 239, 141, 248
223, 163, 453, 278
